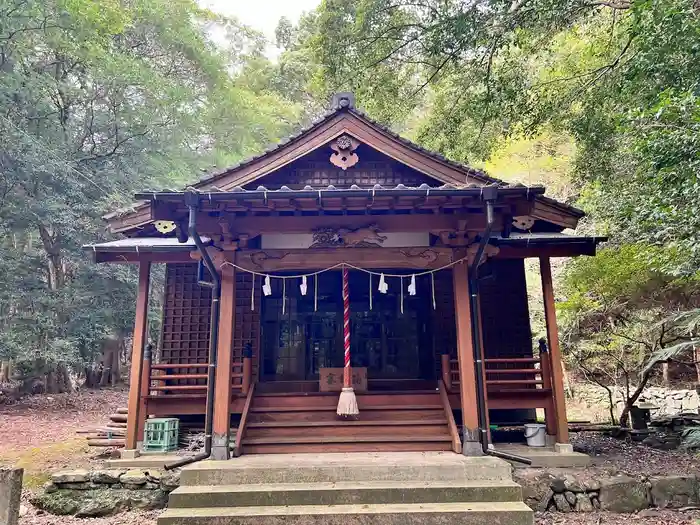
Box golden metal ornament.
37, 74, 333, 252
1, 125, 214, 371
154, 220, 177, 234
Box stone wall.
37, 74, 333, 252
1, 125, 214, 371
575, 384, 700, 418
515, 470, 700, 513
30, 469, 180, 518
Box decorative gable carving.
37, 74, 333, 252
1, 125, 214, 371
329, 134, 360, 170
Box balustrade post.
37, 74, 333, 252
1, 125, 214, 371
539, 339, 557, 444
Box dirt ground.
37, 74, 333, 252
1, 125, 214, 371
2, 389, 700, 525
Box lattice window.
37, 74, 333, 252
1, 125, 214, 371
160, 263, 211, 385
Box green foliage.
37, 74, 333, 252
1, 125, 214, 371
0, 0, 303, 386
303, 0, 700, 385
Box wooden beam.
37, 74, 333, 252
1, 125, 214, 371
235, 247, 455, 272
540, 256, 570, 445
495, 245, 596, 259
125, 262, 151, 451
452, 260, 481, 454
211, 263, 236, 460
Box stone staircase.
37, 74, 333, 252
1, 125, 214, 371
242, 391, 454, 454
158, 452, 533, 525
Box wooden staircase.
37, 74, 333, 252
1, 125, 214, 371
239, 390, 458, 454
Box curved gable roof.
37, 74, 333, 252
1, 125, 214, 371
105, 96, 584, 234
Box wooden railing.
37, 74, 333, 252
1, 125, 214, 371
146, 357, 252, 398
444, 352, 553, 402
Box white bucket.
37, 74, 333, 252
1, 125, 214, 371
524, 423, 546, 447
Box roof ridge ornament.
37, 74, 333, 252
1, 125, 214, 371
331, 92, 355, 110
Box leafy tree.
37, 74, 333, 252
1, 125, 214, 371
0, 0, 302, 393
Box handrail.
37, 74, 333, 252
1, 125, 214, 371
438, 379, 462, 454
233, 381, 256, 457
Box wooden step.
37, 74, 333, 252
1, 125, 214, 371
248, 408, 444, 423
247, 419, 447, 428
246, 425, 450, 439
243, 435, 452, 445
243, 441, 454, 454
251, 393, 442, 410
250, 404, 442, 413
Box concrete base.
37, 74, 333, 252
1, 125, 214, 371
159, 502, 533, 525
160, 452, 532, 525
462, 428, 484, 456
495, 443, 591, 468
210, 446, 229, 461
462, 441, 484, 456
120, 449, 141, 460
107, 454, 175, 469
180, 452, 514, 485
554, 442, 574, 454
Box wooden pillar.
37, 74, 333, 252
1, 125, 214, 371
452, 262, 481, 455
539, 257, 571, 450
136, 344, 152, 446
539, 342, 557, 440
125, 262, 151, 454
212, 264, 236, 460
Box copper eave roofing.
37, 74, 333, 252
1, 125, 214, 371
135, 182, 546, 203
82, 237, 211, 253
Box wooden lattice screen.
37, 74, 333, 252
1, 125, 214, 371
160, 263, 211, 385
159, 263, 262, 391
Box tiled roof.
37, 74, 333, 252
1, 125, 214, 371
104, 99, 584, 224
135, 182, 545, 201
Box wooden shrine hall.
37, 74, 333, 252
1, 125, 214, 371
87, 92, 603, 461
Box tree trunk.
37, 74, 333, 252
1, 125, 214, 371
0, 360, 10, 383
662, 362, 670, 387
57, 363, 73, 393
619, 368, 654, 428
694, 345, 700, 385
84, 367, 98, 388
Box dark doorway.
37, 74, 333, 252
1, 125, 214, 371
260, 270, 437, 383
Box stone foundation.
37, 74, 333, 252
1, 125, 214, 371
31, 469, 180, 518
516, 470, 700, 513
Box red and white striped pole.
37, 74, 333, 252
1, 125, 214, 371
342, 266, 351, 388
337, 265, 359, 417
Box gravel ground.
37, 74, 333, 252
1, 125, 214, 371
572, 433, 700, 477
538, 509, 700, 524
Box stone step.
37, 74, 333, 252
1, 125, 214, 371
158, 502, 533, 525
169, 480, 523, 508
180, 453, 513, 486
